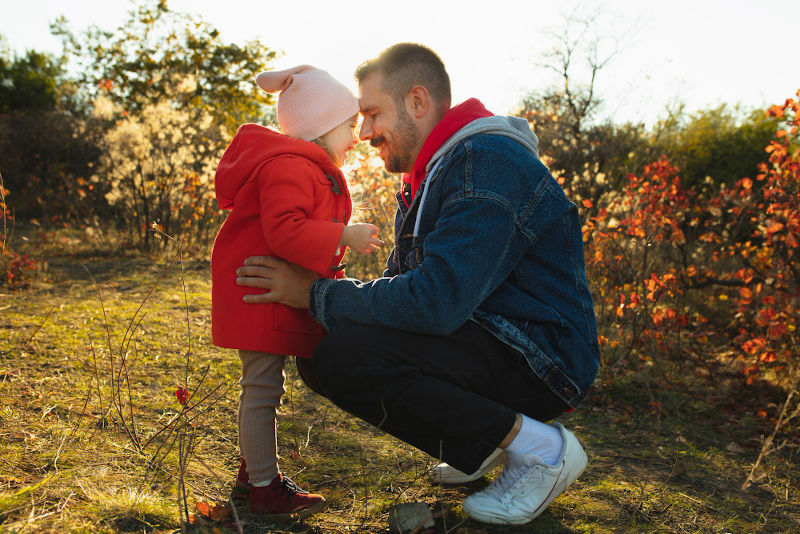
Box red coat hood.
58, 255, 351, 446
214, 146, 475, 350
215, 123, 341, 210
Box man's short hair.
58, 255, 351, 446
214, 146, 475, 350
355, 43, 451, 109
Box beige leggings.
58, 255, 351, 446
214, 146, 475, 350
237, 350, 286, 485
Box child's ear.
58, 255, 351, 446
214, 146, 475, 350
405, 85, 431, 119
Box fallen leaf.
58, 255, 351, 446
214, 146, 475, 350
195, 500, 231, 522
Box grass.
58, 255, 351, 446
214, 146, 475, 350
0, 228, 798, 533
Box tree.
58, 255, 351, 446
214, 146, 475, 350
40, 0, 281, 250
652, 104, 778, 191
0, 44, 108, 225
0, 46, 63, 113
51, 0, 277, 132
0, 108, 109, 224
96, 95, 227, 252
517, 91, 652, 208
514, 8, 649, 212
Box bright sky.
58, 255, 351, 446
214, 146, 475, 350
1, 0, 798, 126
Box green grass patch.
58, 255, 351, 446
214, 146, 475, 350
1, 230, 798, 532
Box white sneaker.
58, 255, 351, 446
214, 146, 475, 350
430, 448, 507, 484
461, 423, 587, 525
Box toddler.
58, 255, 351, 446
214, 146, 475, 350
211, 65, 383, 518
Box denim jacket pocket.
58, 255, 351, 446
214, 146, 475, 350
510, 306, 567, 356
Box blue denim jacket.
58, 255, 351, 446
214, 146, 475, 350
310, 117, 600, 407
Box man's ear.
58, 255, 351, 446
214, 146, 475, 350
405, 85, 431, 119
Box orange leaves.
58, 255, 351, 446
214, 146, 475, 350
768, 104, 785, 118
734, 268, 754, 284
194, 500, 230, 521
190, 500, 232, 527
739, 286, 753, 300
742, 337, 767, 356
644, 272, 678, 301
611, 158, 691, 246
583, 91, 800, 383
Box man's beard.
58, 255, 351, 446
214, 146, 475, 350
370, 107, 418, 173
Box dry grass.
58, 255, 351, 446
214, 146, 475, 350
1, 229, 798, 533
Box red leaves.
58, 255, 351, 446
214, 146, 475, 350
175, 386, 188, 405
584, 90, 800, 383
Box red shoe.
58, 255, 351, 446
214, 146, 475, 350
249, 473, 326, 518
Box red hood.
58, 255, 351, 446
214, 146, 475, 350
215, 123, 340, 209
403, 98, 494, 200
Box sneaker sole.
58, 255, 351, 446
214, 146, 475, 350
430, 448, 507, 484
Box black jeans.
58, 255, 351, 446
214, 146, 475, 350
302, 321, 568, 474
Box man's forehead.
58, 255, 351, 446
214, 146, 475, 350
358, 74, 387, 111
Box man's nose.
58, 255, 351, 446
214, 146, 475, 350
358, 119, 373, 141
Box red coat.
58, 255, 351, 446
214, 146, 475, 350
211, 124, 351, 357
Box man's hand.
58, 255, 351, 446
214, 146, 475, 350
235, 256, 319, 309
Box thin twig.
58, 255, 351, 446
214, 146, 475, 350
743, 388, 799, 490
87, 333, 104, 420
25, 304, 56, 345
82, 264, 139, 445
149, 225, 192, 384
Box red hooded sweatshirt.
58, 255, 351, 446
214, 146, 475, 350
403, 98, 494, 201
211, 123, 351, 357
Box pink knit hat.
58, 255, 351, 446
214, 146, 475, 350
255, 65, 359, 142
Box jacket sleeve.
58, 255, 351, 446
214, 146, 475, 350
259, 156, 344, 274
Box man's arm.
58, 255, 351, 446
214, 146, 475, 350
310, 193, 526, 335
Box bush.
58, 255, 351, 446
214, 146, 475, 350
586, 90, 800, 388
95, 94, 228, 253
0, 109, 108, 226
0, 176, 36, 289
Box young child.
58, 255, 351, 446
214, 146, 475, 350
211, 65, 384, 518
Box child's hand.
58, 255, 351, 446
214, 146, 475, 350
340, 223, 385, 255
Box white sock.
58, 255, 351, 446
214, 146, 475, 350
503, 415, 564, 465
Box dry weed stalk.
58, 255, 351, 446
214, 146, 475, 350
74, 224, 237, 530
743, 386, 800, 491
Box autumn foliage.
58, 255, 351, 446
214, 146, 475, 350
584, 90, 800, 387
